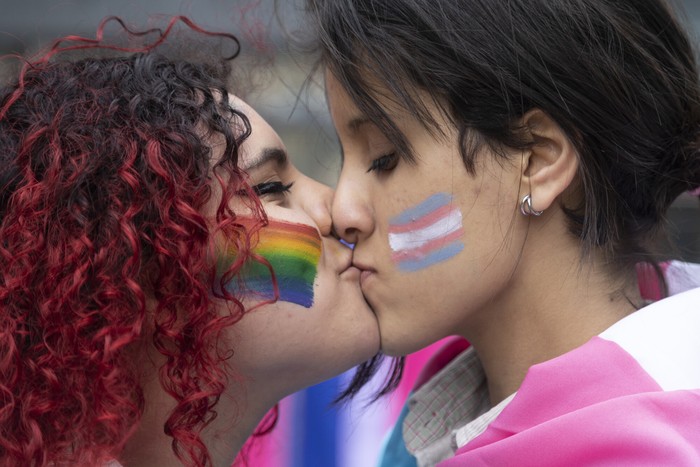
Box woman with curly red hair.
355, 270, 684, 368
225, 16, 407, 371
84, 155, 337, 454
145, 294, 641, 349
0, 17, 379, 466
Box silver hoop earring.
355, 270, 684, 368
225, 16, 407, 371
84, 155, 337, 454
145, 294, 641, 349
520, 194, 543, 217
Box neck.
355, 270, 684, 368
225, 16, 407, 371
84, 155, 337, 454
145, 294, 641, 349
202, 387, 277, 466
463, 215, 640, 405
119, 365, 280, 466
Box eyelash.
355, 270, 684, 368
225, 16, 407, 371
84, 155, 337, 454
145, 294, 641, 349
253, 181, 293, 196
367, 152, 399, 173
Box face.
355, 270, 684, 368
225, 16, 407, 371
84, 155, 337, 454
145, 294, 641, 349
221, 97, 380, 394
326, 72, 527, 356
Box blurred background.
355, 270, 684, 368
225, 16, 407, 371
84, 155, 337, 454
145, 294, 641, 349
0, 0, 339, 185
2, 1, 699, 466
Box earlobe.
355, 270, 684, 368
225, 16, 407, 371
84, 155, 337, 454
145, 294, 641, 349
519, 109, 579, 213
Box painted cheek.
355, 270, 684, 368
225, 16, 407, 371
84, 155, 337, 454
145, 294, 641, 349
388, 192, 465, 272
220, 220, 322, 308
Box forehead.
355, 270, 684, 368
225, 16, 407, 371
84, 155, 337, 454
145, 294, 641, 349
324, 70, 445, 134
325, 71, 359, 121
325, 72, 394, 143
324, 70, 454, 159
227, 95, 286, 168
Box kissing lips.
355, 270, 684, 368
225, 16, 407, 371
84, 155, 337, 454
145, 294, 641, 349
360, 269, 374, 287
352, 260, 375, 288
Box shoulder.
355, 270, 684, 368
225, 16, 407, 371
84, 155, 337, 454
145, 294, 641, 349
445, 287, 700, 466
600, 285, 700, 391
445, 388, 700, 466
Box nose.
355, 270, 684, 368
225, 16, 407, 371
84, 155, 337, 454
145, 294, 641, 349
296, 174, 333, 237
331, 171, 374, 245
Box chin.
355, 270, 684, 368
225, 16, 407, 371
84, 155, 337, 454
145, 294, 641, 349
378, 342, 408, 358
338, 337, 381, 368
379, 333, 432, 358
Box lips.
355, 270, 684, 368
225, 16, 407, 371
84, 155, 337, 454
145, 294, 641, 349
359, 269, 374, 286
337, 249, 366, 282
351, 259, 375, 286
337, 248, 357, 275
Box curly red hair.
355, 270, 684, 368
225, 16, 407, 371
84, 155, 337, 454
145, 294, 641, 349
0, 17, 266, 466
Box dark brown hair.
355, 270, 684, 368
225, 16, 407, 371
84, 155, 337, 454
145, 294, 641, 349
306, 0, 700, 399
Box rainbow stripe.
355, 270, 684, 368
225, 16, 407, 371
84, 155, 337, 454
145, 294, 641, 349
222, 220, 322, 308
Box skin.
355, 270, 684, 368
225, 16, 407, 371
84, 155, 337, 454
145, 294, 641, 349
326, 71, 640, 406
122, 96, 380, 467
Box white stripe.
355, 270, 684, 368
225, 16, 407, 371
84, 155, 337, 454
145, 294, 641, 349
454, 393, 515, 449
388, 210, 462, 252
338, 362, 395, 467
599, 286, 700, 391
666, 260, 700, 295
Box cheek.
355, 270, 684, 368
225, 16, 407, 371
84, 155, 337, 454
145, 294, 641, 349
219, 220, 322, 308
387, 192, 465, 273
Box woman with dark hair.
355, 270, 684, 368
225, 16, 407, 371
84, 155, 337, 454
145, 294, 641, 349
0, 16, 379, 466
306, 0, 700, 465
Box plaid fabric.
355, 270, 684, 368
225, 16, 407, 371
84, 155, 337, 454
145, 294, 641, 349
403, 346, 514, 466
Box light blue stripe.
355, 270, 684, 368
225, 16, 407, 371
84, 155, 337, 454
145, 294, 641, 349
397, 241, 464, 272
378, 400, 418, 467
390, 192, 452, 225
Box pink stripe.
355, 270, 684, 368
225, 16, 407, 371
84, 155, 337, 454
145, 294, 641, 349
233, 398, 293, 467
389, 203, 456, 234
636, 261, 671, 301
391, 228, 464, 262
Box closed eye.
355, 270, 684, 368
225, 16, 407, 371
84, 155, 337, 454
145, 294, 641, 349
253, 181, 293, 196
367, 152, 398, 173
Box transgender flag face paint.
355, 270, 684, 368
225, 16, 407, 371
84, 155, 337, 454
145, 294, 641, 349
388, 193, 465, 272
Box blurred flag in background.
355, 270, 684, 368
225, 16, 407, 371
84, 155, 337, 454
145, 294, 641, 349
235, 339, 450, 467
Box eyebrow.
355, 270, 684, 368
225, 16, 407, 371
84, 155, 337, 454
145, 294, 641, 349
242, 147, 288, 171
348, 116, 371, 133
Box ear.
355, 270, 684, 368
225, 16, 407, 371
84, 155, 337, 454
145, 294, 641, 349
519, 109, 578, 213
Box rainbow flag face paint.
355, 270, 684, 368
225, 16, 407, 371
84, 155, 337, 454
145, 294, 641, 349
223, 220, 322, 308
389, 193, 464, 272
